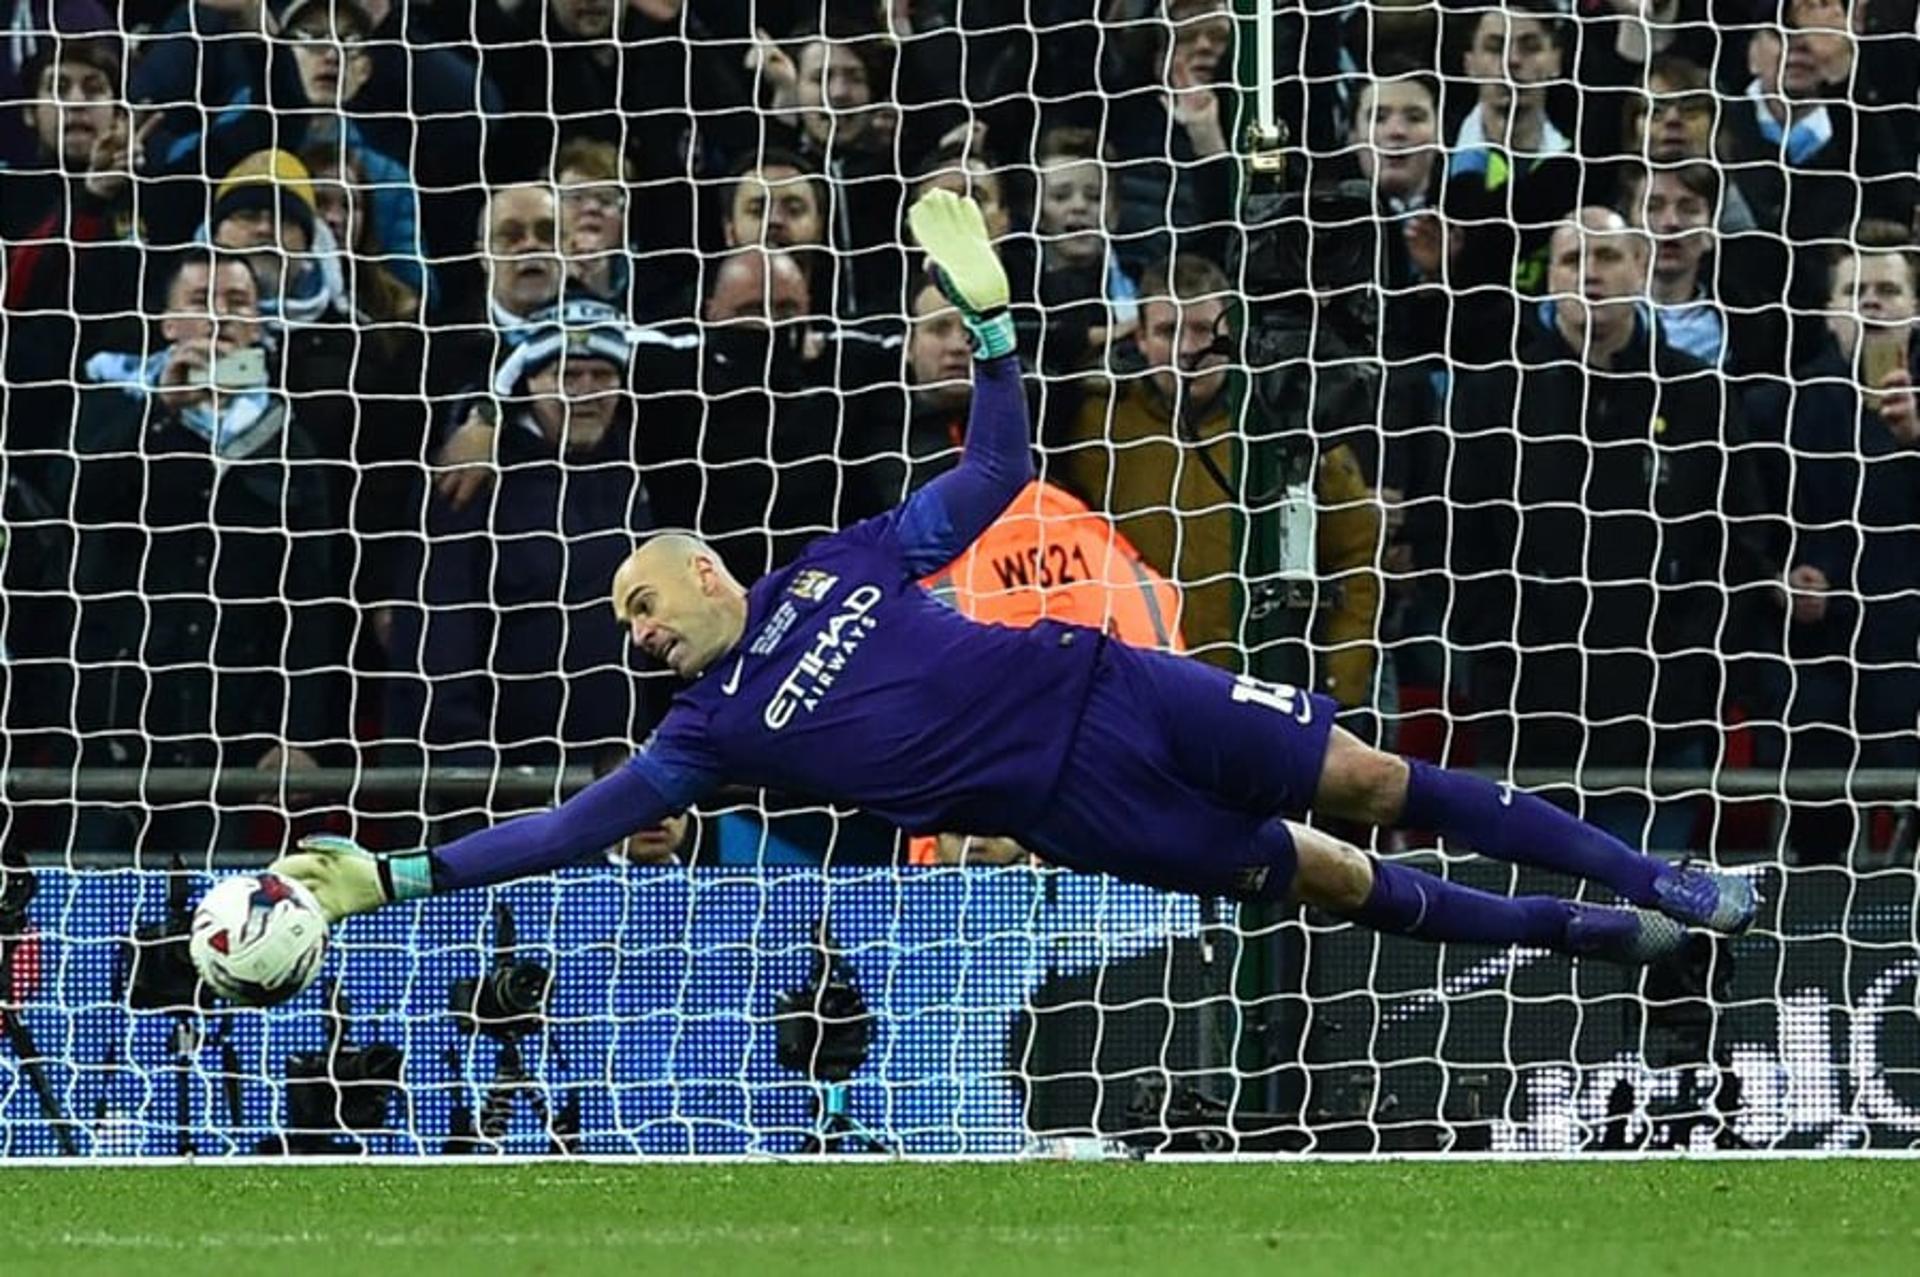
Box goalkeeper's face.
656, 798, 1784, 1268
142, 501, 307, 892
612, 540, 748, 678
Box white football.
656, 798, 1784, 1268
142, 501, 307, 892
189, 872, 330, 1006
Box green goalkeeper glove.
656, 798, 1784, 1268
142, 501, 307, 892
908, 189, 1016, 361
267, 834, 434, 923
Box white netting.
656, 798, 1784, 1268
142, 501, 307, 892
0, 1, 1916, 1157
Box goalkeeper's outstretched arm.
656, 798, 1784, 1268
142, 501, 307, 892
889, 191, 1032, 576
271, 758, 701, 922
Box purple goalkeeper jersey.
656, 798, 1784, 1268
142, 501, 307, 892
431, 356, 1097, 891
428, 353, 1334, 900
634, 519, 1104, 835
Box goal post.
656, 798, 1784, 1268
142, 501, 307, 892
0, 1, 1917, 1160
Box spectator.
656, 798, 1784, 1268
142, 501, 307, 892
835, 272, 989, 520
128, 2, 270, 247
1621, 162, 1728, 368
908, 149, 1014, 243
1452, 2, 1571, 157
554, 136, 636, 315
1446, 209, 1777, 849
469, 0, 723, 315
1744, 226, 1920, 862
882, 276, 973, 491
426, 181, 564, 509
906, 146, 1037, 348
1346, 73, 1446, 368
1724, 0, 1914, 235
476, 181, 564, 326
718, 150, 834, 321
1341, 71, 1450, 710
67, 250, 347, 851
205, 149, 407, 499
1719, 0, 1917, 365
1054, 254, 1381, 687
294, 140, 433, 623
1614, 56, 1760, 233
207, 149, 352, 328
1, 32, 146, 405
274, 0, 432, 304
1022, 124, 1141, 376
474, 0, 707, 180
0, 0, 113, 168
134, 1, 499, 269
382, 301, 661, 771
1612, 57, 1786, 374
301, 143, 423, 328
1573, 1, 1724, 164
1100, 0, 1237, 270
208, 148, 426, 611
1442, 3, 1580, 336
745, 19, 907, 316
703, 244, 812, 327
629, 248, 847, 581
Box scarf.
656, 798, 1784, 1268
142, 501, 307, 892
84, 347, 286, 460
1747, 79, 1833, 165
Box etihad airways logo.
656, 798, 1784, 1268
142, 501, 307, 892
763, 583, 883, 730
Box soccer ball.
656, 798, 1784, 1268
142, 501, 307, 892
189, 873, 330, 1006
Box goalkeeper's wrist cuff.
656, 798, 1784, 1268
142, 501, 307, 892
966, 309, 1018, 362
377, 852, 436, 903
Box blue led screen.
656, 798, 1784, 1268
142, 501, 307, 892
0, 866, 1203, 1157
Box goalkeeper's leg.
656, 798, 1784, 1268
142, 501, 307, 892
1312, 729, 1758, 935
1288, 821, 1686, 963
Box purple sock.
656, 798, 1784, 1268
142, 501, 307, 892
1401, 760, 1664, 906
1348, 858, 1572, 947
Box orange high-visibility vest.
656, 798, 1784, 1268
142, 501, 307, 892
920, 479, 1187, 651
909, 479, 1186, 864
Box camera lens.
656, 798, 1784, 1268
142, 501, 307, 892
488, 961, 550, 1019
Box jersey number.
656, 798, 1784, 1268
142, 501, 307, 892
1231, 674, 1313, 724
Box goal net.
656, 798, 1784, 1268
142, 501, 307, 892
1, 0, 1917, 1158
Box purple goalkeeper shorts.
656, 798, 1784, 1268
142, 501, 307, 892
1024, 639, 1338, 902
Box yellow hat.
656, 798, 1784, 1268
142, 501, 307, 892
211, 149, 318, 237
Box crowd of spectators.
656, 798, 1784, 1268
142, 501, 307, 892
0, 0, 1914, 865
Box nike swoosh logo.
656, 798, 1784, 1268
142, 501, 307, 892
721, 655, 745, 696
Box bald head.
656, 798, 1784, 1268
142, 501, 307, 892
610, 533, 748, 679
631, 532, 713, 572
1547, 206, 1646, 259
1546, 206, 1648, 359
703, 248, 811, 325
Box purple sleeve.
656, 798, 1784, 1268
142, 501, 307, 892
890, 355, 1033, 575
430, 731, 718, 892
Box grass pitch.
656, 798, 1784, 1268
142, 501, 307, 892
5, 1159, 1917, 1276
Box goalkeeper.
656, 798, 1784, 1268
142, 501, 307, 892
278, 192, 1755, 964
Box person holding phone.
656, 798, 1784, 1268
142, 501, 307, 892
1746, 222, 1920, 863
55, 248, 349, 856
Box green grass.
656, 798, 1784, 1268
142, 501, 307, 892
3, 1160, 1917, 1276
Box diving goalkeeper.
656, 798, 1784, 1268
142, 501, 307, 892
277, 192, 1756, 964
